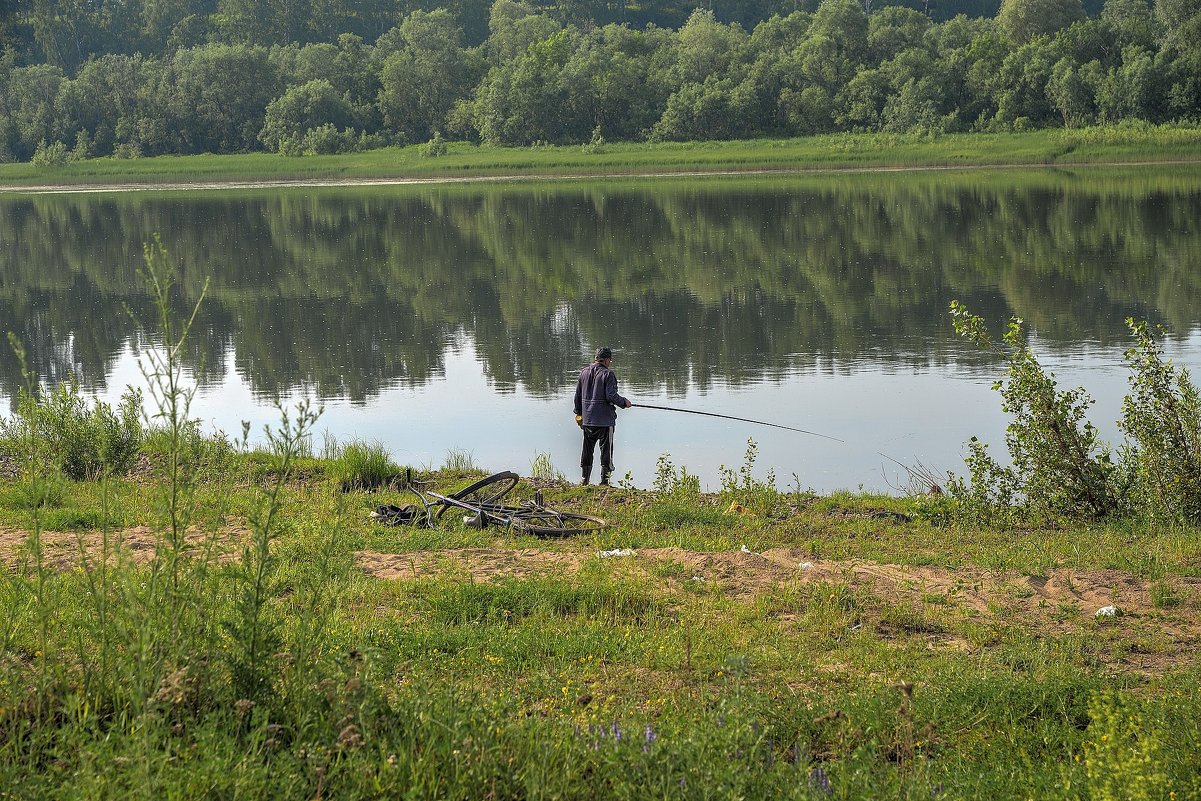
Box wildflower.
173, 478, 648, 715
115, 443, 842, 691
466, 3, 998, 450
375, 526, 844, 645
643, 724, 657, 752
611, 722, 622, 743
808, 766, 833, 796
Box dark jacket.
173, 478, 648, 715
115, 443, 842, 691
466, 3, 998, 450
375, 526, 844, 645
574, 362, 629, 427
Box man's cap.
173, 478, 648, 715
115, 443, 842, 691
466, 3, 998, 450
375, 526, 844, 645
595, 346, 613, 360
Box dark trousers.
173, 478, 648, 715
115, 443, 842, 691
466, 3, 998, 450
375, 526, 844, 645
581, 425, 614, 477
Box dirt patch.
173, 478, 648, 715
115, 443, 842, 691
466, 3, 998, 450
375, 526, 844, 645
356, 547, 589, 582
0, 524, 245, 570
355, 546, 1201, 636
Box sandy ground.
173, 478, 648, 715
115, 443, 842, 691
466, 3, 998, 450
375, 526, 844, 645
0, 524, 245, 570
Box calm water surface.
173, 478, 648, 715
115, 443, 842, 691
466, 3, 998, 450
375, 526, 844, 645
3, 167, 1200, 491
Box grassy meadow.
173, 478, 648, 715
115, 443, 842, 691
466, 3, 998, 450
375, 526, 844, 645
1, 125, 1201, 190
1, 427, 1200, 799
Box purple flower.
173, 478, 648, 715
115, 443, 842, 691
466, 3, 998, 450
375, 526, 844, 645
643, 724, 657, 752
808, 766, 832, 796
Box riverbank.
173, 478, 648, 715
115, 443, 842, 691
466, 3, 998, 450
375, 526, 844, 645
2, 447, 1199, 798
3, 125, 1201, 192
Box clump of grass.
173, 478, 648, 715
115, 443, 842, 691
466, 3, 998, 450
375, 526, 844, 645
530, 452, 565, 482
332, 439, 400, 490
442, 448, 479, 473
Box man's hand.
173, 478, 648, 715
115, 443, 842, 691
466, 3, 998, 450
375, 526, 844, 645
575, 414, 584, 428
624, 400, 632, 408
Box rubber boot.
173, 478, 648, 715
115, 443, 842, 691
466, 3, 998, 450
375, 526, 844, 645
599, 470, 612, 487
581, 467, 592, 486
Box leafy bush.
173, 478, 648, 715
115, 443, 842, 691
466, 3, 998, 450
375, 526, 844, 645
948, 302, 1120, 522
0, 382, 143, 481
30, 139, 71, 167
420, 131, 448, 157
1119, 318, 1201, 523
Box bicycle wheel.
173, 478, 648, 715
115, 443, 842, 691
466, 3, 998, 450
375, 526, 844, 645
510, 509, 607, 536
434, 471, 520, 520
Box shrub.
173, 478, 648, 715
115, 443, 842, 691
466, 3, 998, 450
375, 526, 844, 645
30, 139, 71, 167
0, 382, 143, 481
1119, 318, 1201, 523
948, 302, 1120, 522
420, 131, 448, 157
581, 125, 606, 154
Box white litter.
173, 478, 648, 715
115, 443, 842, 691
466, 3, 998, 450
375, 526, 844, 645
691, 576, 705, 583
600, 548, 634, 558
740, 544, 753, 554
1095, 605, 1118, 618
799, 562, 815, 571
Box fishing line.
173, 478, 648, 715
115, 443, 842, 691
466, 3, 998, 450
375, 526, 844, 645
632, 403, 845, 443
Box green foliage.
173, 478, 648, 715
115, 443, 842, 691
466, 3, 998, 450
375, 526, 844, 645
581, 124, 606, 154
419, 130, 449, 157
1081, 691, 1171, 801
259, 79, 357, 154
949, 301, 1120, 522
719, 438, 782, 514
0, 382, 143, 481
1119, 318, 1201, 523
998, 0, 1087, 43
29, 139, 73, 167
640, 453, 723, 528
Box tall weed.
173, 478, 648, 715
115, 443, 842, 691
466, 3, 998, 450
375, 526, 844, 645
719, 438, 782, 514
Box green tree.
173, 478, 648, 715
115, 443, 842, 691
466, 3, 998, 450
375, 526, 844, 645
1046, 56, 1095, 126
671, 8, 746, 86
997, 0, 1086, 43
377, 10, 476, 142
867, 5, 931, 63
151, 44, 280, 153
259, 79, 355, 152
5, 63, 65, 162
486, 0, 562, 63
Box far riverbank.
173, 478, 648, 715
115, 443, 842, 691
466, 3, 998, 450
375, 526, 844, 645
2, 125, 1200, 193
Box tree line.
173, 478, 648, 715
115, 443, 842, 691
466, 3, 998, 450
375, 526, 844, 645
1, 0, 1199, 163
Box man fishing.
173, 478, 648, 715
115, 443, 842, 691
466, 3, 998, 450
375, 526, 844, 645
573, 346, 631, 486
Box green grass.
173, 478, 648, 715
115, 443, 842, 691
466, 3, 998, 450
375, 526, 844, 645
330, 439, 401, 491
3, 125, 1200, 190
2, 452, 1200, 799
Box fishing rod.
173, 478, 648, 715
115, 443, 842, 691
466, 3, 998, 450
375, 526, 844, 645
632, 403, 844, 442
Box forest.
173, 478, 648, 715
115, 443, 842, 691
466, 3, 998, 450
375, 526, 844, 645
0, 0, 1199, 161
